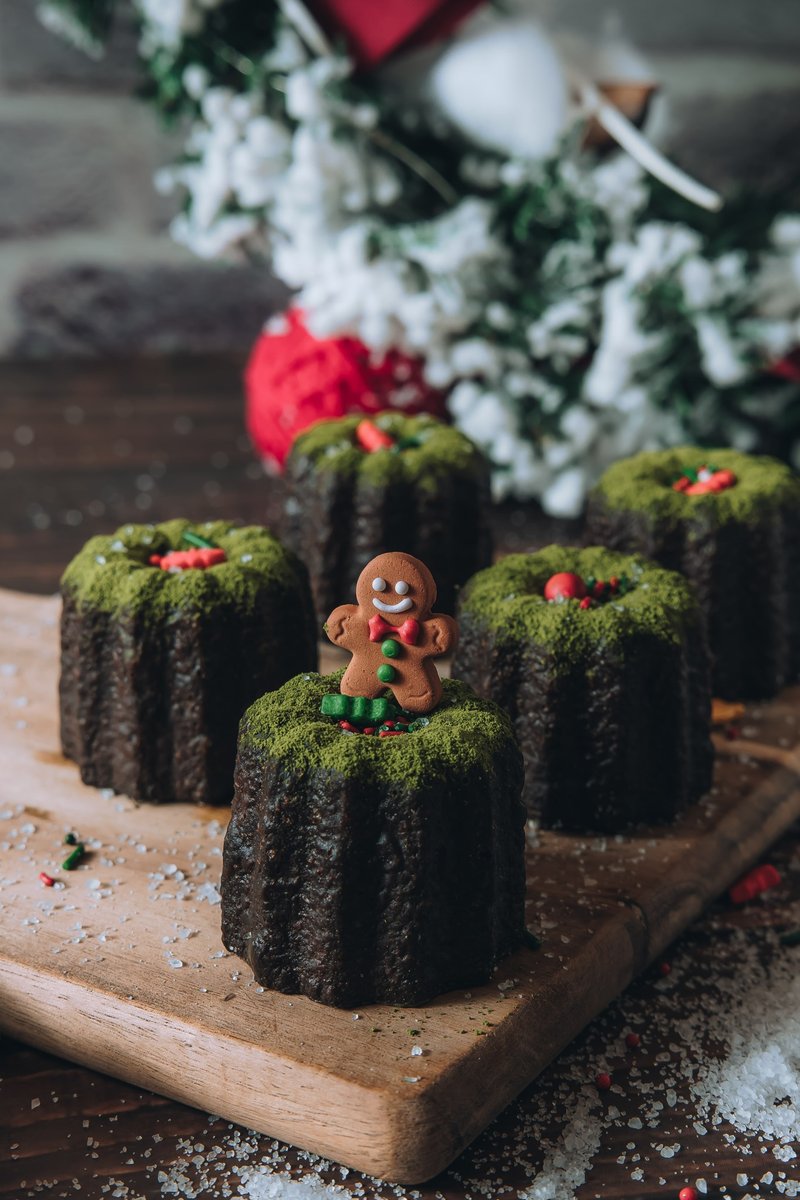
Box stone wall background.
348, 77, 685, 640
0, 0, 798, 358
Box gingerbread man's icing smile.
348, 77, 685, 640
371, 577, 414, 614
325, 552, 458, 713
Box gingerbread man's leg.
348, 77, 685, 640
340, 658, 390, 700
390, 661, 442, 713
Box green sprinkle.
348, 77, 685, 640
320, 694, 349, 718
62, 844, 85, 871
182, 530, 216, 549
408, 1029, 420, 1036
320, 693, 401, 724
779, 929, 800, 946
64, 832, 78, 846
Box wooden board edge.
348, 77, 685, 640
394, 901, 650, 1183
634, 765, 800, 957
0, 901, 647, 1185
0, 959, 429, 1180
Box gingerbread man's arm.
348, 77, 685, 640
424, 613, 459, 656
325, 603, 363, 651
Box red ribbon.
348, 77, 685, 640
368, 614, 420, 645
308, 0, 483, 66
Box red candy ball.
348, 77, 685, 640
679, 1188, 698, 1200
595, 1072, 612, 1091
543, 572, 587, 602
244, 308, 445, 468
625, 1031, 641, 1048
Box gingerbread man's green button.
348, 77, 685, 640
376, 663, 396, 683
381, 639, 400, 658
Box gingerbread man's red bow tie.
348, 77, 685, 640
368, 614, 420, 645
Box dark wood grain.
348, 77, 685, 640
0, 355, 578, 596
1, 356, 797, 1200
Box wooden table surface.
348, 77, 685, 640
0, 356, 798, 1200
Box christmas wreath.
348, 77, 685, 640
39, 0, 800, 514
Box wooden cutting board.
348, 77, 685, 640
1, 588, 799, 1184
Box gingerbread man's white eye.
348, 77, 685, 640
395, 580, 409, 595
372, 577, 386, 591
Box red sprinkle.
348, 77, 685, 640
592, 580, 607, 599
339, 720, 359, 733
152, 547, 226, 571
579, 596, 592, 610
356, 419, 394, 452
729, 863, 781, 905
362, 727, 375, 736
659, 961, 672, 976
679, 1189, 698, 1200
38, 872, 55, 887
378, 730, 404, 737
724, 724, 740, 741
609, 576, 619, 589
595, 1072, 612, 1091
625, 1032, 641, 1049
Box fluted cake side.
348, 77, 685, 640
284, 413, 492, 622
221, 672, 526, 1008
59, 520, 318, 804
454, 547, 714, 832
586, 448, 800, 699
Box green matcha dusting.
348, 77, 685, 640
458, 545, 700, 670
60, 519, 308, 622
591, 447, 800, 528
288, 412, 486, 491
239, 671, 517, 789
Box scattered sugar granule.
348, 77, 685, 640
518, 1090, 603, 1200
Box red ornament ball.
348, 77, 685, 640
543, 572, 587, 602
625, 1031, 641, 1049
595, 1071, 612, 1091
245, 308, 445, 468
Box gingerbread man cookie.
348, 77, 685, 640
325, 552, 458, 713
